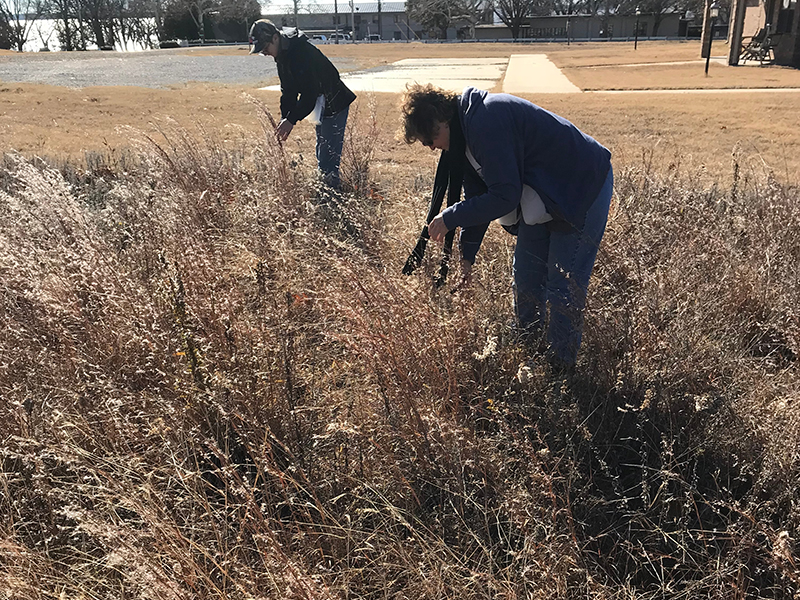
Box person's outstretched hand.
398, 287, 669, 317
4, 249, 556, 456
427, 213, 448, 243
276, 118, 294, 142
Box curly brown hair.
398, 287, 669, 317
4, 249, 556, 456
400, 84, 459, 145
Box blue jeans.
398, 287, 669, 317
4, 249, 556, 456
513, 166, 614, 365
315, 107, 349, 190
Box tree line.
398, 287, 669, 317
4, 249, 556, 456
407, 0, 711, 39
2, 0, 715, 51
0, 0, 260, 51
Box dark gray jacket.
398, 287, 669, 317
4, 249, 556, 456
276, 29, 356, 124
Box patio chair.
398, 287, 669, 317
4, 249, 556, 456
740, 28, 778, 64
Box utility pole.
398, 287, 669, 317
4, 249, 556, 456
350, 0, 355, 42
335, 0, 339, 43
378, 0, 382, 39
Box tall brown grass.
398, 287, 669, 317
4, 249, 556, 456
1, 107, 798, 599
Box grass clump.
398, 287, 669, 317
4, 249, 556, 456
0, 110, 798, 599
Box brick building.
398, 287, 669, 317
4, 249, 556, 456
730, 0, 799, 66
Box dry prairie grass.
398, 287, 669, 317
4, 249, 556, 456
3, 41, 800, 184
1, 97, 799, 599
2, 86, 800, 186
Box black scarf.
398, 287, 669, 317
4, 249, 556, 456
402, 113, 468, 288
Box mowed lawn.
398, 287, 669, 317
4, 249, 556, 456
1, 40, 798, 182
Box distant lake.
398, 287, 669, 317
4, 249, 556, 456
20, 18, 158, 52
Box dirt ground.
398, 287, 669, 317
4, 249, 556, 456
2, 41, 799, 182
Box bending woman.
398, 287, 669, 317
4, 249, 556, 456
401, 84, 613, 368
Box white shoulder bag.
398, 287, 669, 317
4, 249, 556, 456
465, 146, 551, 226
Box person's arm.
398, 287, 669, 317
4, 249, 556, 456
441, 112, 524, 231
279, 74, 298, 122
459, 167, 490, 264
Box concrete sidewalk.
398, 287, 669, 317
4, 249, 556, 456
502, 54, 581, 94
259, 55, 583, 95
339, 58, 507, 93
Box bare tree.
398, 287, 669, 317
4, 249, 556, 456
1, 0, 48, 51
51, 0, 80, 50
551, 0, 580, 15
455, 0, 488, 37
406, 0, 484, 38
81, 0, 114, 47
616, 0, 694, 35
406, 0, 451, 38
0, 16, 11, 48
493, 0, 547, 38
187, 0, 217, 40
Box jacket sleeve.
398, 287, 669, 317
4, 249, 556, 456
441, 110, 523, 231
459, 166, 490, 264
280, 83, 298, 121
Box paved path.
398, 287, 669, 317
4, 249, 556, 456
331, 58, 507, 94
502, 54, 581, 94
264, 55, 580, 94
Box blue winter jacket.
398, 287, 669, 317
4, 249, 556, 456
441, 87, 611, 263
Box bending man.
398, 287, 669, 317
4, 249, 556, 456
401, 84, 613, 368
249, 19, 356, 190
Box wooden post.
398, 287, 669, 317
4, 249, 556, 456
700, 0, 712, 58
727, 0, 747, 65
792, 0, 800, 67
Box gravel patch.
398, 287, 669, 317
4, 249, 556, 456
0, 49, 357, 88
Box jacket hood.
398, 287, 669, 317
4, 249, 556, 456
280, 27, 308, 52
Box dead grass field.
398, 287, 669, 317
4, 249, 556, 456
566, 61, 800, 90
2, 84, 798, 183
186, 40, 800, 89
185, 39, 703, 68
2, 41, 799, 182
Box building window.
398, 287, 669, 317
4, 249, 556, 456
373, 14, 379, 23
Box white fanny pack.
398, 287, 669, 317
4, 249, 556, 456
465, 146, 552, 226
308, 94, 326, 125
